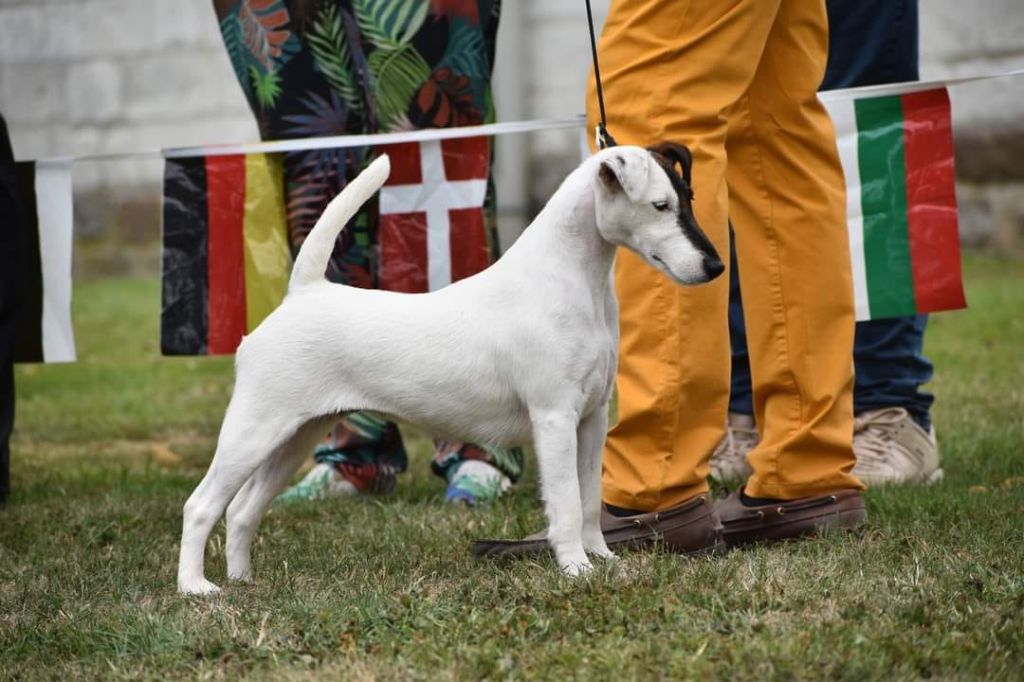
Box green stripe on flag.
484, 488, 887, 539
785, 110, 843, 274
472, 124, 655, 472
854, 96, 916, 318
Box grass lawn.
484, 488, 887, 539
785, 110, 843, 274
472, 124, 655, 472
2, 252, 1022, 680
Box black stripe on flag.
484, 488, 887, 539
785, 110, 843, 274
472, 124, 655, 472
161, 156, 209, 355
12, 162, 42, 363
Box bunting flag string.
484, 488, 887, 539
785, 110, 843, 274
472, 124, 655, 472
12, 69, 1024, 362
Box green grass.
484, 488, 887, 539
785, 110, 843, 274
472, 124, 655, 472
2, 253, 1022, 680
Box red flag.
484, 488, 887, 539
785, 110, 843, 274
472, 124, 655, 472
377, 137, 491, 292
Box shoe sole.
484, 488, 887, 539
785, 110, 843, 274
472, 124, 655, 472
474, 497, 726, 561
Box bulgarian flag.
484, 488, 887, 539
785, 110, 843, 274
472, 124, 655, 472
824, 87, 966, 321
12, 160, 75, 363
160, 153, 290, 355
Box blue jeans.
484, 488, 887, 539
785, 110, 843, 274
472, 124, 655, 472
728, 0, 934, 431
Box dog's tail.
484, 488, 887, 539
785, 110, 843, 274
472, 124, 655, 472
289, 154, 391, 291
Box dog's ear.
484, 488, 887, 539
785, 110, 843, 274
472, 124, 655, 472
647, 142, 693, 187
597, 151, 650, 202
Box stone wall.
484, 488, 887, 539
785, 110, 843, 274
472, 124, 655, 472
0, 0, 255, 176
920, 1, 1024, 255
0, 0, 257, 274
1, 0, 1023, 272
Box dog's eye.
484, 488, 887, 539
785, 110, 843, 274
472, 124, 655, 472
652, 201, 671, 211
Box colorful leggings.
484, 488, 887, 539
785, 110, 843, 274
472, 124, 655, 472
314, 413, 524, 493
214, 0, 524, 492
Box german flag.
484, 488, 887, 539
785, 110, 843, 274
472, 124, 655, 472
160, 153, 291, 356
11, 160, 75, 364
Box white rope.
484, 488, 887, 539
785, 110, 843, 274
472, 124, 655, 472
163, 117, 586, 159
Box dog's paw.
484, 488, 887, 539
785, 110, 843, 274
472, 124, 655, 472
590, 547, 618, 562
583, 537, 617, 560
178, 578, 222, 596
227, 570, 254, 584
559, 558, 595, 577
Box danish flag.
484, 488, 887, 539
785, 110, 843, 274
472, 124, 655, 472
377, 137, 492, 292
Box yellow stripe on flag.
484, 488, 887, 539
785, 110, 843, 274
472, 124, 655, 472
242, 153, 291, 332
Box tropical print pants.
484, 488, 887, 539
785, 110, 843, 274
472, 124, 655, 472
214, 0, 524, 489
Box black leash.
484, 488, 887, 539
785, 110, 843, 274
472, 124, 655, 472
585, 0, 617, 149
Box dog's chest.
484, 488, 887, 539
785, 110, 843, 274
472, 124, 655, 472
577, 328, 617, 415
544, 289, 617, 416
592, 346, 617, 405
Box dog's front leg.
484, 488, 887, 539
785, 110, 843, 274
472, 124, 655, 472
577, 406, 614, 560
531, 409, 591, 576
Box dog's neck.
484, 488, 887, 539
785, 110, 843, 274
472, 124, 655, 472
504, 158, 617, 289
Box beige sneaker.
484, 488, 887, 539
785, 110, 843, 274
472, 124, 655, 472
852, 407, 943, 486
709, 413, 759, 482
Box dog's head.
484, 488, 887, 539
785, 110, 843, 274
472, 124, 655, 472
593, 143, 723, 285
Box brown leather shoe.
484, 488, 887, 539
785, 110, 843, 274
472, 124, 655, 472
716, 488, 866, 547
470, 494, 726, 559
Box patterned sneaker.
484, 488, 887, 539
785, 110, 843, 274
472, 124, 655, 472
276, 462, 358, 503
709, 413, 759, 482
445, 460, 511, 506
853, 407, 943, 486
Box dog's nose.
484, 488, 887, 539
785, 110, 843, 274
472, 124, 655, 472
703, 256, 725, 281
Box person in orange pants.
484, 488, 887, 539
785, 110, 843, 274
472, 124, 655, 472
475, 0, 866, 558
594, 0, 866, 548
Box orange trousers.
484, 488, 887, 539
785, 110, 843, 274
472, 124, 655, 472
589, 0, 864, 509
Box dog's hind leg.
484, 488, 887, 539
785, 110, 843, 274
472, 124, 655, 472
225, 419, 332, 583
531, 409, 592, 576
577, 407, 614, 560
177, 406, 299, 595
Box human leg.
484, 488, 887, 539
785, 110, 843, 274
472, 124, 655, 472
727, 230, 754, 419
591, 0, 788, 512
432, 440, 523, 505
720, 0, 930, 486
216, 2, 516, 503
824, 0, 940, 484
0, 113, 19, 505
822, 0, 919, 88
852, 316, 933, 428
723, 0, 861, 500
277, 412, 408, 501
826, 0, 932, 430
712, 227, 759, 482
0, 313, 11, 506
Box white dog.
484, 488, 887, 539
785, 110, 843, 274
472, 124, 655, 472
177, 143, 723, 594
